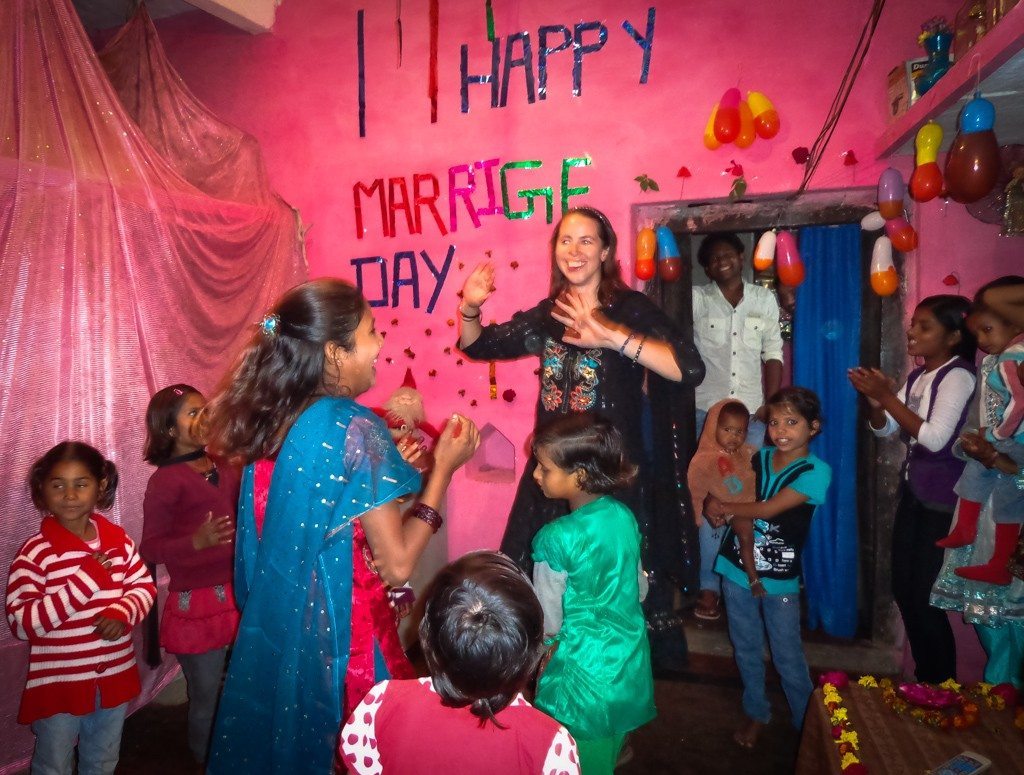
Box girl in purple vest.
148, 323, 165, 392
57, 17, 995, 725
849, 295, 976, 683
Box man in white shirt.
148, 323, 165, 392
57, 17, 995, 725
690, 232, 784, 620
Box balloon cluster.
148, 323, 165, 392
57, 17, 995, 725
704, 89, 779, 150
858, 169, 914, 297
752, 229, 805, 287
945, 94, 1000, 204
634, 225, 683, 282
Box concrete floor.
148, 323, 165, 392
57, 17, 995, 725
102, 614, 898, 774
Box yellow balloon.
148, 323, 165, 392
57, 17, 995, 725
915, 122, 943, 166
746, 91, 773, 116
704, 103, 722, 150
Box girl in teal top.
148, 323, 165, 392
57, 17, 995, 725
530, 413, 655, 774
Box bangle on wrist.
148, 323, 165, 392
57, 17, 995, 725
459, 303, 481, 320
409, 503, 444, 533
632, 335, 647, 363
618, 332, 636, 356
750, 578, 763, 587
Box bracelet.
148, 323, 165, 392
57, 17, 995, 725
724, 514, 735, 524
618, 332, 636, 356
632, 335, 647, 363
409, 502, 444, 533
750, 579, 764, 587
459, 305, 481, 321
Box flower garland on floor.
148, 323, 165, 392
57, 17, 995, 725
818, 671, 1021, 774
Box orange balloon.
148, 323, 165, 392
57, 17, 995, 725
754, 110, 780, 139
735, 100, 756, 148
703, 103, 722, 150
636, 227, 656, 263
871, 267, 899, 295
944, 130, 1001, 203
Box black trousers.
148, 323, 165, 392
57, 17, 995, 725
890, 488, 957, 683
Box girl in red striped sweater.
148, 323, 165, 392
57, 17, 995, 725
6, 442, 155, 775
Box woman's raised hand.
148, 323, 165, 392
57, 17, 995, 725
847, 367, 896, 406
432, 414, 481, 475
551, 289, 615, 349
461, 263, 496, 310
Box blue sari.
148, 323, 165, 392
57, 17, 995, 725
208, 397, 420, 775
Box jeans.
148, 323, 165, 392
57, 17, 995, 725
722, 577, 812, 728
698, 519, 725, 593
891, 488, 956, 683
31, 695, 127, 775
178, 647, 229, 762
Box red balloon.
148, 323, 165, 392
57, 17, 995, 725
714, 88, 741, 144
884, 217, 918, 252
909, 162, 943, 202
775, 231, 805, 287
658, 258, 682, 282
635, 258, 655, 281
944, 130, 1001, 203
754, 110, 780, 139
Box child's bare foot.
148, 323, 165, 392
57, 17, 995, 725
732, 718, 764, 749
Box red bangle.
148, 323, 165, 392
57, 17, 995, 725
410, 503, 443, 533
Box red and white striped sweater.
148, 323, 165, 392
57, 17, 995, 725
6, 514, 156, 724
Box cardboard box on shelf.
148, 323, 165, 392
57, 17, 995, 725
886, 57, 929, 120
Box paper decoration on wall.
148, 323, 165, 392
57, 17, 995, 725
843, 150, 858, 166
945, 93, 1000, 203
869, 236, 899, 296
357, 9, 366, 137
676, 166, 691, 197
489, 361, 498, 399
775, 231, 805, 286
942, 273, 960, 286
350, 245, 454, 312
910, 122, 943, 202
485, 0, 495, 41
729, 176, 747, 201
429, 0, 439, 122
655, 226, 681, 282
466, 423, 516, 483
753, 230, 776, 271
634, 173, 659, 192
791, 147, 810, 164
396, 0, 403, 66
502, 389, 516, 402
621, 7, 656, 84
635, 225, 656, 280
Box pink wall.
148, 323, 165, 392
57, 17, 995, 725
152, 0, 1018, 561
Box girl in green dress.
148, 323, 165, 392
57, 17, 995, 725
531, 413, 656, 774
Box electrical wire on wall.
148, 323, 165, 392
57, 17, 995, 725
793, 0, 887, 197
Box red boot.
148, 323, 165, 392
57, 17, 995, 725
937, 500, 982, 549
954, 523, 1021, 586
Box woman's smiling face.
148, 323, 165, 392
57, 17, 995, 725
553, 212, 609, 292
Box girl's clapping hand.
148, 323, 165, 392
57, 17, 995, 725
847, 367, 897, 405
192, 512, 234, 550
959, 430, 995, 462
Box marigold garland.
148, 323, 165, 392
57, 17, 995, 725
822, 674, 1020, 773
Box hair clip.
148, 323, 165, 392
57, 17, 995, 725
172, 388, 184, 396
259, 313, 280, 337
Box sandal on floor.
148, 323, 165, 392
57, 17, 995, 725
694, 591, 721, 621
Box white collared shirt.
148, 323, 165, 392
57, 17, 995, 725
692, 281, 784, 413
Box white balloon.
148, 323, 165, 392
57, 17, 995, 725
861, 211, 886, 231
871, 236, 894, 273
753, 230, 776, 268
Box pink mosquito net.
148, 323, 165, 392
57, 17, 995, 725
0, 1, 305, 769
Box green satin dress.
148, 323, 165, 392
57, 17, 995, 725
533, 496, 656, 740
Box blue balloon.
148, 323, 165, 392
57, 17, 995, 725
960, 96, 995, 134
655, 226, 680, 259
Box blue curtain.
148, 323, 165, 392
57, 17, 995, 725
793, 225, 862, 637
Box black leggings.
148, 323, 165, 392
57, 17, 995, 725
890, 488, 957, 683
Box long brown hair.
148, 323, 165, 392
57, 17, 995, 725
204, 279, 366, 464
548, 206, 628, 307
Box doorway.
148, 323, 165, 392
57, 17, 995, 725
633, 187, 906, 645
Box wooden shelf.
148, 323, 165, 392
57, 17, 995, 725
875, 3, 1024, 158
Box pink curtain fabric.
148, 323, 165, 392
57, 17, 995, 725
0, 1, 305, 769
